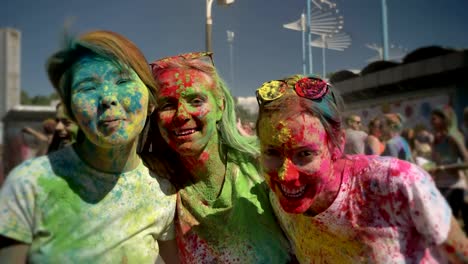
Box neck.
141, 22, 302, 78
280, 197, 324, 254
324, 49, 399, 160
307, 159, 345, 216
74, 138, 140, 174
180, 139, 226, 198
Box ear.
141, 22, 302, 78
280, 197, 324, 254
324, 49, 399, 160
147, 103, 156, 116
331, 129, 345, 161
216, 97, 225, 122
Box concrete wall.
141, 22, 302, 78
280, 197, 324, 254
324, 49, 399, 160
0, 28, 21, 145
334, 50, 468, 130
1, 105, 55, 184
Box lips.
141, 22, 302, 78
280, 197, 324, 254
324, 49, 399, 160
173, 128, 197, 137
279, 184, 307, 198
99, 118, 123, 130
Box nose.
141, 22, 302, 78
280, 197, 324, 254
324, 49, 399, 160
278, 158, 300, 182
174, 102, 190, 123
55, 121, 65, 132
100, 92, 118, 108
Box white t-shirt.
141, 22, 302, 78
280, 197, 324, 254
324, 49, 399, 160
0, 146, 176, 263
272, 155, 451, 263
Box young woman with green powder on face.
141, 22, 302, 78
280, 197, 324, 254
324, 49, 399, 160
0, 30, 179, 263
140, 52, 293, 263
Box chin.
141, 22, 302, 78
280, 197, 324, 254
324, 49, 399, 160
275, 186, 314, 214
279, 196, 313, 214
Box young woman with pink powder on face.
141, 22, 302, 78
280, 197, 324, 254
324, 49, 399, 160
256, 74, 468, 263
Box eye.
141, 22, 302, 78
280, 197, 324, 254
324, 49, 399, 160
298, 150, 314, 157
158, 102, 176, 111
263, 148, 281, 157
261, 148, 284, 171
116, 78, 131, 85
190, 97, 205, 106
294, 149, 319, 166
77, 86, 95, 93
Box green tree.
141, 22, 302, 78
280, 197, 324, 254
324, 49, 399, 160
21, 90, 32, 105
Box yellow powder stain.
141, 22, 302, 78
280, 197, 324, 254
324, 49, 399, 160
122, 97, 131, 107
274, 120, 294, 145
272, 196, 366, 263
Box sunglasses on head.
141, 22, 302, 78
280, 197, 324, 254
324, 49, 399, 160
151, 51, 214, 70
256, 76, 330, 106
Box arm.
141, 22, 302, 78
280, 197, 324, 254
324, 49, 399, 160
366, 136, 380, 155
157, 239, 180, 264
0, 236, 29, 264
440, 217, 468, 264
21, 127, 48, 142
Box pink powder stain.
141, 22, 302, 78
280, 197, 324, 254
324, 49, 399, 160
278, 160, 300, 182
389, 160, 412, 177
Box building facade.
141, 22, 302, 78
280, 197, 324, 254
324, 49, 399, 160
0, 28, 21, 145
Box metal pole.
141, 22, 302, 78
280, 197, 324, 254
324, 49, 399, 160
229, 42, 234, 86
307, 0, 313, 75
322, 35, 326, 78
227, 31, 235, 87
301, 13, 307, 75
206, 0, 214, 52
381, 0, 389, 60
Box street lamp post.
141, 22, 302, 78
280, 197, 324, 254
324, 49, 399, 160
381, 0, 389, 60
206, 0, 235, 52
227, 30, 235, 87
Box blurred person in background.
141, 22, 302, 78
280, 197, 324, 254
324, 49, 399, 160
22, 118, 57, 156
365, 117, 385, 155
47, 102, 78, 153
401, 127, 416, 152
431, 105, 468, 235
344, 114, 368, 154
381, 113, 414, 163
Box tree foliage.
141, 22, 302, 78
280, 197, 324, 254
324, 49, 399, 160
21, 90, 59, 106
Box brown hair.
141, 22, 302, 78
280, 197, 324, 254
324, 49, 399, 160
46, 30, 157, 121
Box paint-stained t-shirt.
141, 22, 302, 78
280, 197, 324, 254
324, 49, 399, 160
271, 155, 452, 264
0, 146, 176, 263
176, 155, 292, 263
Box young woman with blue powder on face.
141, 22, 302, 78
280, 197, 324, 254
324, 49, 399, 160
0, 30, 179, 263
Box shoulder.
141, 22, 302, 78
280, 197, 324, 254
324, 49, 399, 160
139, 164, 176, 196
347, 155, 425, 192
5, 155, 53, 187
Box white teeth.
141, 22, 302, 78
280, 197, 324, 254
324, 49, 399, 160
279, 184, 306, 198
174, 129, 196, 136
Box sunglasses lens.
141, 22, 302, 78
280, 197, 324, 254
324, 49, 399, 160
295, 77, 329, 99
257, 80, 287, 103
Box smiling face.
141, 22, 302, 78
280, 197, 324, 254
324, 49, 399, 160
55, 104, 78, 143
155, 68, 223, 157
258, 111, 339, 214
70, 56, 149, 148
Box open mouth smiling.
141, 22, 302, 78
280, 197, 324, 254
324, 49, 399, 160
279, 184, 307, 199
173, 128, 198, 136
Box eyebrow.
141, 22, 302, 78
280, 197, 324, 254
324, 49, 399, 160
72, 76, 99, 89
72, 69, 132, 88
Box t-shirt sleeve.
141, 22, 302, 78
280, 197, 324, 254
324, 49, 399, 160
383, 141, 398, 158
389, 160, 452, 245
155, 178, 177, 242
0, 163, 36, 243
157, 213, 176, 241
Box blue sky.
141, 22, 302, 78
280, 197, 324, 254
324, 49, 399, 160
2, 0, 468, 98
